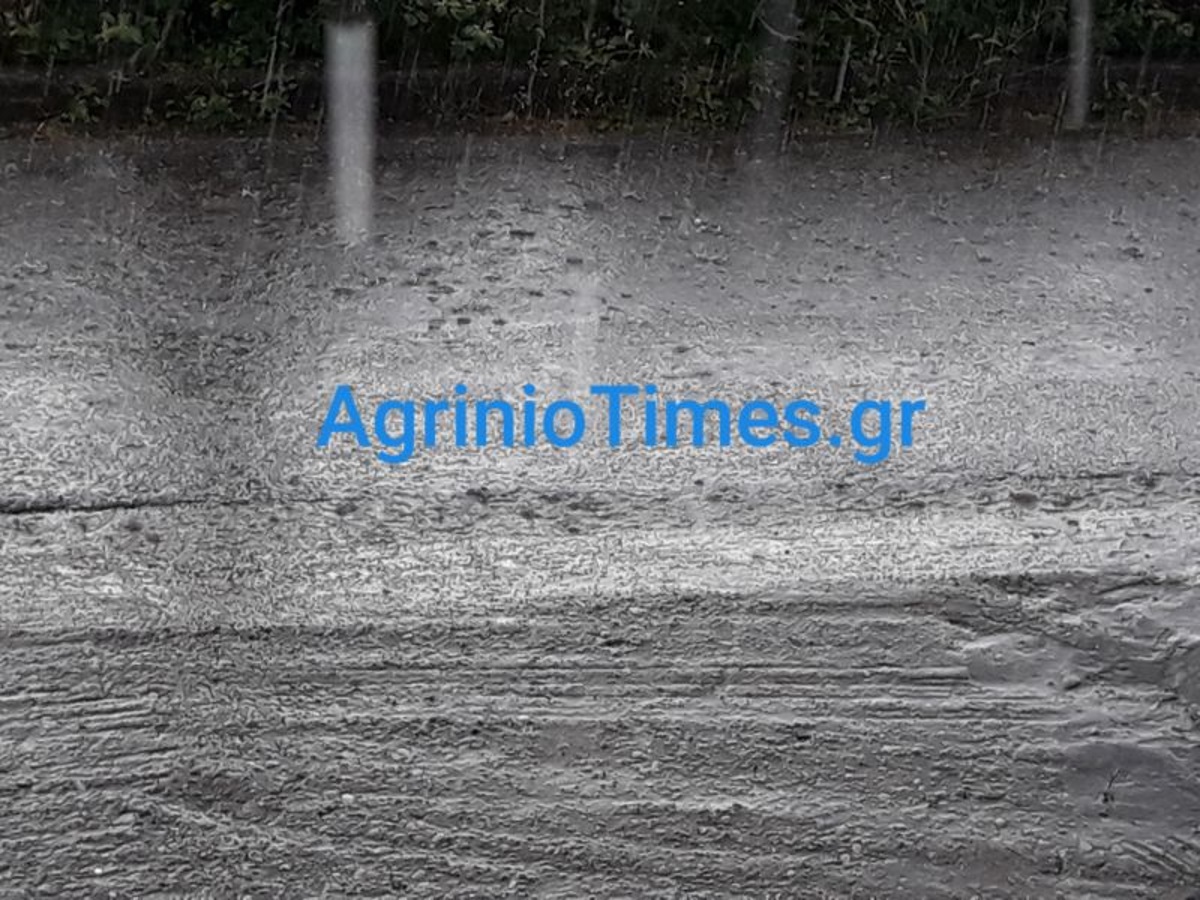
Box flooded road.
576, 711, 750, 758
1, 132, 1198, 898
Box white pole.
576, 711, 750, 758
326, 21, 375, 246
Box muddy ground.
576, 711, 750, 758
0, 130, 1198, 898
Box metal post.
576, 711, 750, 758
1066, 0, 1092, 130
750, 0, 798, 155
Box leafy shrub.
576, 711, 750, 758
2, 0, 1197, 125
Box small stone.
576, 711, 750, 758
1010, 490, 1039, 509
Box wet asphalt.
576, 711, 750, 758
0, 131, 1198, 898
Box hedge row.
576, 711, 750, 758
2, 1, 1198, 126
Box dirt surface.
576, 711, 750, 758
1, 131, 1199, 898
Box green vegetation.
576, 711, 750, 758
1, 0, 1197, 128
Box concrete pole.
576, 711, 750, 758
326, 20, 375, 246
1066, 0, 1093, 130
